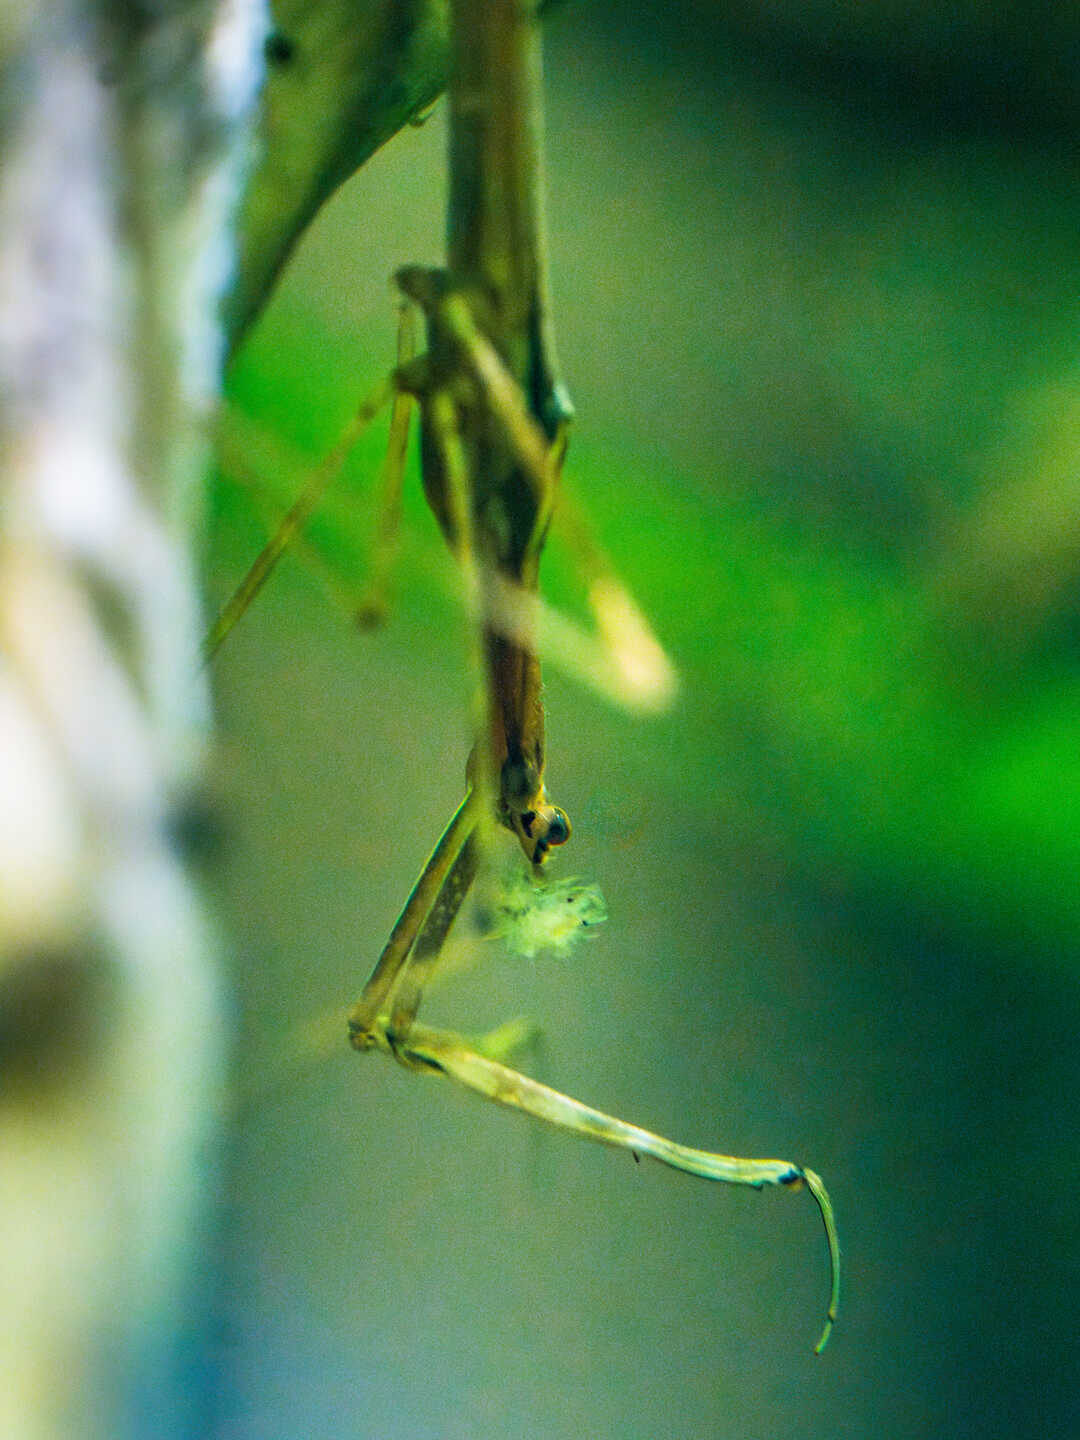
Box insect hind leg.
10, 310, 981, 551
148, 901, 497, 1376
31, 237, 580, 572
354, 300, 419, 629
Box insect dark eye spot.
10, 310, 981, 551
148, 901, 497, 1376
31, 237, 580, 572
547, 809, 570, 846
264, 30, 296, 66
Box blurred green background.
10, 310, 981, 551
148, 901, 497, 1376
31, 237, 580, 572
203, 4, 1080, 1436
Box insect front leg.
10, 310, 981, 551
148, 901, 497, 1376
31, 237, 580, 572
347, 790, 480, 1050
386, 830, 479, 1048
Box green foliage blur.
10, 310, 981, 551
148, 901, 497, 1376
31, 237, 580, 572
205, 4, 1080, 1437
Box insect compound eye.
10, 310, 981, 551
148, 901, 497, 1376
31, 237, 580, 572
512, 803, 570, 866
545, 808, 571, 847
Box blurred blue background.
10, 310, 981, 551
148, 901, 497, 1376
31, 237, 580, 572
203, 4, 1080, 1435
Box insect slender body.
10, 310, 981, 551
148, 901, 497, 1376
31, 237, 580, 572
393, 266, 572, 871
212, 0, 839, 1355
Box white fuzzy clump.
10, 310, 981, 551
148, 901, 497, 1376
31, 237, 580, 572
483, 865, 608, 959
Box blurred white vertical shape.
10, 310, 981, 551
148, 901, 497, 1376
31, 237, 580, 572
0, 2, 265, 1437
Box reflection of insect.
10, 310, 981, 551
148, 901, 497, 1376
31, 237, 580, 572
208, 0, 838, 1353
